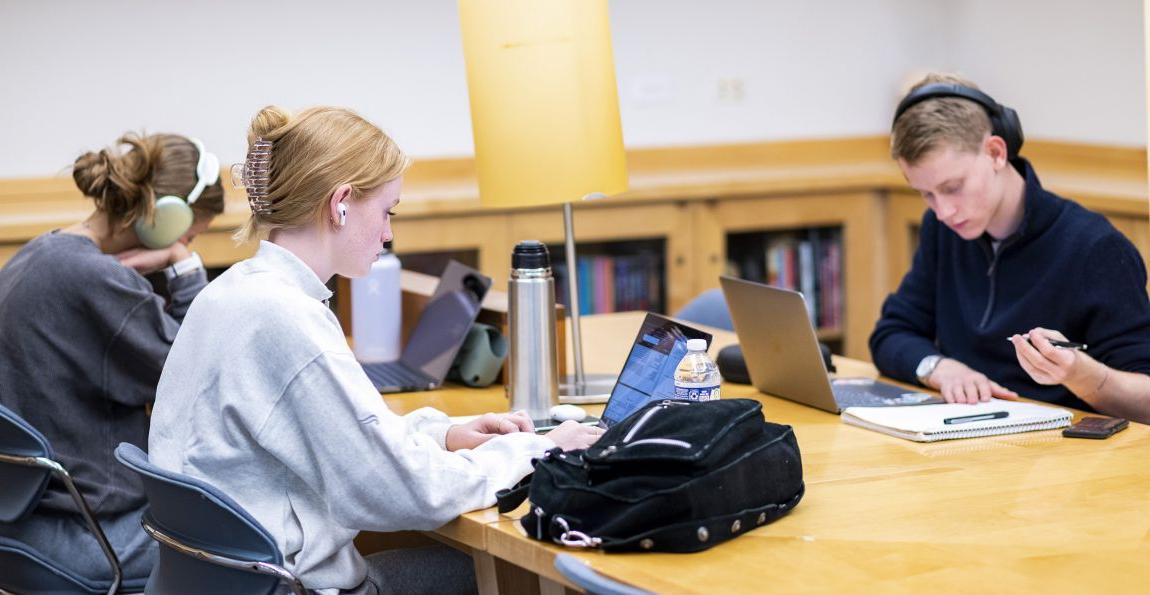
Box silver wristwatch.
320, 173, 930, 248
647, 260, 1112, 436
915, 355, 944, 385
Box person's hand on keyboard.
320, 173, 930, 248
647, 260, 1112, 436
546, 421, 605, 451
446, 411, 535, 451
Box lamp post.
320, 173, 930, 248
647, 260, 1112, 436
459, 0, 628, 399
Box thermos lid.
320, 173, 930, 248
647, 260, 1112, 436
512, 240, 551, 270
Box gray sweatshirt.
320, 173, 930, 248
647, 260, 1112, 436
149, 241, 552, 594
0, 231, 205, 515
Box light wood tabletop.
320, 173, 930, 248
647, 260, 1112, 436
385, 312, 1150, 594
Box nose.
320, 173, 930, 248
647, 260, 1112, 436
381, 220, 394, 244
933, 197, 958, 223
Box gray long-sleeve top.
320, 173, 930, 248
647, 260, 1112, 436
0, 231, 206, 515
149, 241, 552, 593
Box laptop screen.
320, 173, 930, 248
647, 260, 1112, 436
599, 313, 712, 427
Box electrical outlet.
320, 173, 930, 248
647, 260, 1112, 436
717, 77, 745, 104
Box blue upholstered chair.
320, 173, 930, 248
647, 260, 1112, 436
553, 554, 652, 595
113, 443, 307, 595
673, 288, 734, 331
0, 403, 141, 594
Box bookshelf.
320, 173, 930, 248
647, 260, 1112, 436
726, 226, 844, 349
3, 137, 1146, 362
549, 239, 666, 315
691, 191, 886, 358
505, 202, 695, 315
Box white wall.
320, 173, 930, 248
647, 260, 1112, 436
945, 0, 1146, 146
608, 0, 946, 146
0, 0, 1143, 178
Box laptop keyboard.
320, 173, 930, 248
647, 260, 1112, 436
832, 384, 891, 408
832, 381, 940, 408
362, 362, 433, 390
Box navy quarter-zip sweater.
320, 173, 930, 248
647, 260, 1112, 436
870, 159, 1150, 411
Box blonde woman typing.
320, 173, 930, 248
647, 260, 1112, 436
148, 105, 603, 595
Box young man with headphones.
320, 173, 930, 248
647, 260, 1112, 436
869, 73, 1150, 424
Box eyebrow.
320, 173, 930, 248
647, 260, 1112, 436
911, 176, 963, 194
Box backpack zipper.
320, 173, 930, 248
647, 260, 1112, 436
624, 437, 691, 449
622, 400, 689, 443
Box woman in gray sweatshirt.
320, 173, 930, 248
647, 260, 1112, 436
148, 105, 603, 595
0, 133, 224, 587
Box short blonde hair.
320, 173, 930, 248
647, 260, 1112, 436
235, 106, 411, 242
890, 73, 991, 165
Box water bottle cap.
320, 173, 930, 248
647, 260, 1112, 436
686, 338, 707, 352
512, 240, 551, 270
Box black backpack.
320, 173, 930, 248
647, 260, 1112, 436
497, 398, 804, 552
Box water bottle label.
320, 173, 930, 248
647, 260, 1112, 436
673, 383, 721, 401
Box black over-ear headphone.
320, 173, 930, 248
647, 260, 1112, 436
893, 83, 1025, 159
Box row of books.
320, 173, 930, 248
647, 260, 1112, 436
727, 229, 843, 329
553, 252, 664, 315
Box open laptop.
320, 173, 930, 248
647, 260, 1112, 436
525, 313, 713, 432
361, 261, 491, 393
720, 276, 942, 413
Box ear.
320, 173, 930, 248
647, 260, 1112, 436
328, 184, 353, 225
985, 135, 1008, 169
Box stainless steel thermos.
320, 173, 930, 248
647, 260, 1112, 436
507, 240, 559, 419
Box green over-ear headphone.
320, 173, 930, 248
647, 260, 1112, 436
134, 138, 220, 249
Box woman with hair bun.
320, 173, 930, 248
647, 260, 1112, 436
0, 132, 225, 587
149, 105, 603, 594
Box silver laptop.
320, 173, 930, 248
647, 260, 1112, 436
719, 276, 942, 413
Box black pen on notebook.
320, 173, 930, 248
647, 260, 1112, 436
1007, 334, 1087, 351
943, 411, 1009, 425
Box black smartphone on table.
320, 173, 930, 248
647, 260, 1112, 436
1062, 416, 1128, 439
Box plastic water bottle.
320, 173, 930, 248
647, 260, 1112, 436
673, 339, 721, 401
351, 250, 402, 363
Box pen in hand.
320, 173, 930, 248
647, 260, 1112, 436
944, 411, 1009, 425
1007, 334, 1087, 351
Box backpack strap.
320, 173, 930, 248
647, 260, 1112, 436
495, 474, 533, 513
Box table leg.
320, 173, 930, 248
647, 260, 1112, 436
473, 550, 500, 595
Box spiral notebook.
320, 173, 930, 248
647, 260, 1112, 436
841, 399, 1072, 442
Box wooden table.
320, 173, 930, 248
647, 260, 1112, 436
384, 312, 1150, 594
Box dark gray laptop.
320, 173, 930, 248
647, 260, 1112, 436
530, 313, 710, 432
361, 261, 491, 393
720, 276, 942, 413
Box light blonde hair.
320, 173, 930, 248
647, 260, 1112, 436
235, 106, 411, 242
890, 73, 992, 165
72, 133, 225, 230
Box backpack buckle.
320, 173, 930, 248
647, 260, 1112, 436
553, 516, 602, 548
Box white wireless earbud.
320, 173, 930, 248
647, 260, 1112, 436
337, 203, 348, 226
